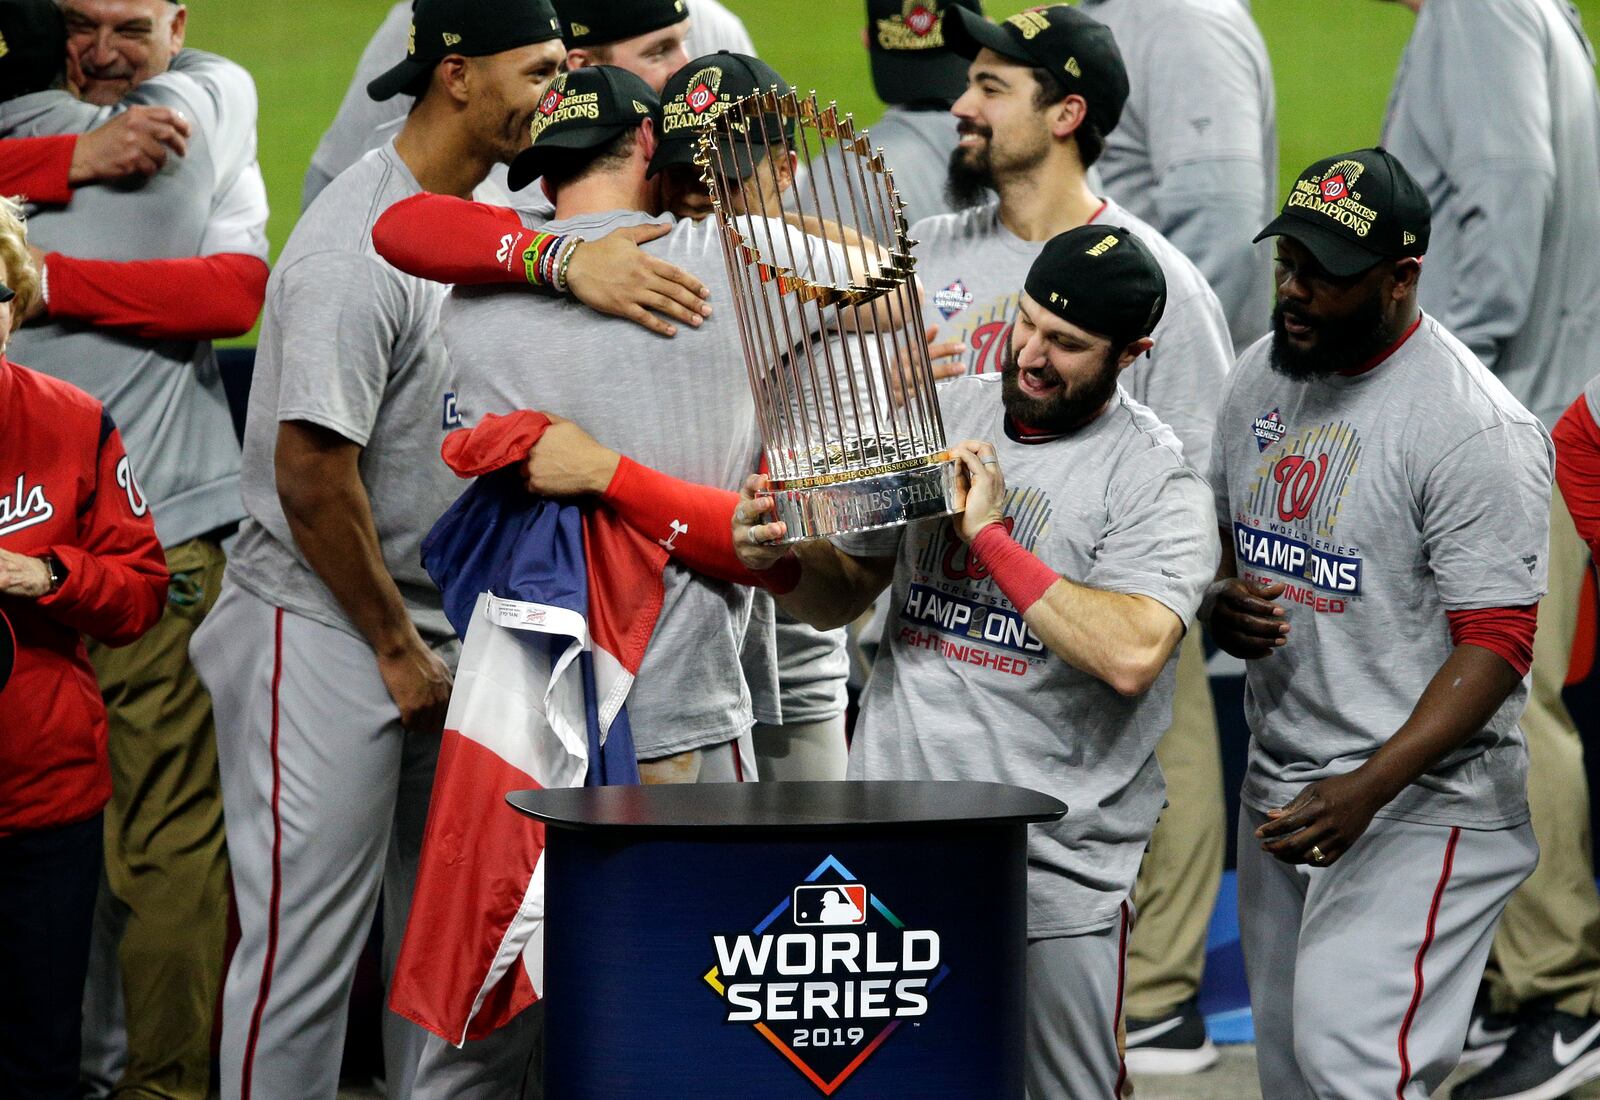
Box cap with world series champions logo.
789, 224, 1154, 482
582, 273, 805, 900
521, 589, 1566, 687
507, 65, 661, 191
1254, 147, 1432, 277
367, 0, 564, 102
648, 51, 794, 180
941, 3, 1128, 137
866, 0, 985, 106
1024, 224, 1167, 345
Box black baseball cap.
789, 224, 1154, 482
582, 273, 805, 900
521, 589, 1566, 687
556, 0, 687, 49
0, 0, 65, 104
367, 0, 564, 102
942, 5, 1128, 136
1255, 147, 1432, 277
867, 0, 984, 106
649, 52, 793, 180
1024, 224, 1166, 345
506, 66, 660, 191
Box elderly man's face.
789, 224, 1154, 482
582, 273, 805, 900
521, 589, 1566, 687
63, 0, 187, 106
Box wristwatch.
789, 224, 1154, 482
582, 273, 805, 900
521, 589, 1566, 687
41, 553, 67, 594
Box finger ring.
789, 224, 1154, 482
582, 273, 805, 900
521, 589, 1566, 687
747, 527, 765, 547
1308, 845, 1328, 865
980, 457, 998, 466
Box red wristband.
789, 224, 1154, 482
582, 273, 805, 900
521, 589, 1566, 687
970, 522, 1059, 613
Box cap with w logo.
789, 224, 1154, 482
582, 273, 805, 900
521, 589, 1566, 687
367, 0, 564, 102
865, 0, 985, 106
1254, 147, 1432, 277
506, 66, 661, 191
649, 51, 793, 180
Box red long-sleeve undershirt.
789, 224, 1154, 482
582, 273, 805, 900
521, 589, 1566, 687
45, 252, 269, 340
372, 192, 528, 286
0, 135, 76, 205
1554, 394, 1600, 561
440, 411, 798, 593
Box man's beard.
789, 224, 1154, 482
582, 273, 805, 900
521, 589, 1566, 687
945, 128, 995, 210
1268, 294, 1391, 380
999, 337, 1120, 434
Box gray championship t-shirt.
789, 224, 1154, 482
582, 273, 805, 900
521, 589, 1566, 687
226, 142, 467, 644
1083, 0, 1276, 352
2, 50, 268, 547
1211, 317, 1553, 828
913, 197, 1234, 473
841, 376, 1218, 936
441, 209, 843, 758
1382, 0, 1600, 430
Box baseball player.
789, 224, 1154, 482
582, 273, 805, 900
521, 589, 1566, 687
1208, 148, 1551, 1099
732, 225, 1218, 1099
301, 0, 758, 209
1378, 4, 1600, 1096
1081, 0, 1275, 357
916, 5, 1236, 1063
187, 3, 570, 1097
0, 1, 270, 1093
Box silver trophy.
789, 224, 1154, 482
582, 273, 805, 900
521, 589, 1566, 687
696, 88, 960, 542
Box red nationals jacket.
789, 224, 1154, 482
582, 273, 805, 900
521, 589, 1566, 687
0, 355, 167, 836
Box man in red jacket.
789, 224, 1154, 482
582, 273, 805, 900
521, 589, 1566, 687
0, 201, 168, 1100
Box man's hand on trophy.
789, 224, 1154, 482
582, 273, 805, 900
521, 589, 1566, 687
888, 325, 968, 408
951, 440, 1007, 544
521, 416, 623, 498
566, 225, 713, 338
733, 474, 793, 571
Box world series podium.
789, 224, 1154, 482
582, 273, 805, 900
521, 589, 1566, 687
507, 780, 1066, 1099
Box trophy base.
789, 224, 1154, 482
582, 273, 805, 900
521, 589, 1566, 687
770, 457, 962, 542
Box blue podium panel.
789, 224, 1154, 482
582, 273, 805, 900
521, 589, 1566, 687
521, 782, 1062, 1100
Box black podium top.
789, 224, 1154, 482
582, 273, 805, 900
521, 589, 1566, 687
505, 780, 1065, 834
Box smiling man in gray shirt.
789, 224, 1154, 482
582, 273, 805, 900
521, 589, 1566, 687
1380, 5, 1600, 1096
732, 226, 1217, 1100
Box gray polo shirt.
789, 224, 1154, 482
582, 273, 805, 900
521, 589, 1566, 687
1210, 318, 1552, 829
911, 197, 1233, 474
1382, 0, 1600, 429
1083, 0, 1276, 353
1, 49, 269, 548
226, 142, 468, 645
841, 375, 1218, 937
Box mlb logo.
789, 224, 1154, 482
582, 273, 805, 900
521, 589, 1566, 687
906, 5, 935, 35
687, 82, 716, 113
933, 278, 973, 320
538, 89, 564, 116
1320, 173, 1347, 202
792, 884, 867, 926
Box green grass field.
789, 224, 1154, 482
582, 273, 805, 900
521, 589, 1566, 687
185, 0, 1600, 271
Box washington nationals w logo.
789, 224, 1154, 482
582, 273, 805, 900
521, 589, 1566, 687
1272, 453, 1330, 522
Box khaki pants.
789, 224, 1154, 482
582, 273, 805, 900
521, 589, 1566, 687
1124, 629, 1225, 1018
1486, 487, 1600, 1016
85, 537, 229, 1099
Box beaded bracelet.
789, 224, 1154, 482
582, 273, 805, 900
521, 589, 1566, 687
553, 235, 583, 296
